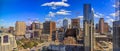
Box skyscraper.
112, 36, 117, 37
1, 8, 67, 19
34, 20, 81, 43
113, 21, 120, 51
99, 18, 104, 34
63, 18, 69, 31
15, 21, 26, 36
83, 4, 94, 51
43, 21, 56, 41
113, 0, 120, 51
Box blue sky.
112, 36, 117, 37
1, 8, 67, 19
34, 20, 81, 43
0, 0, 116, 28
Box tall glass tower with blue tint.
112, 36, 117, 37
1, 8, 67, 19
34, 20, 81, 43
113, 0, 120, 51
83, 4, 94, 51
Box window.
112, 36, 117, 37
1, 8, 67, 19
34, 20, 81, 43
3, 35, 8, 43
35, 23, 40, 29
0, 37, 1, 43
34, 31, 39, 37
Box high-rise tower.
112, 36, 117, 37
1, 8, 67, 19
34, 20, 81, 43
63, 18, 69, 31
43, 21, 56, 41
99, 18, 104, 34
15, 21, 26, 36
113, 0, 120, 51
83, 4, 94, 51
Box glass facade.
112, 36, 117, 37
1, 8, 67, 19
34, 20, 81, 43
116, 0, 120, 20
83, 4, 94, 23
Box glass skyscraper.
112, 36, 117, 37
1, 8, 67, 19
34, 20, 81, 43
83, 4, 94, 51
113, 0, 120, 51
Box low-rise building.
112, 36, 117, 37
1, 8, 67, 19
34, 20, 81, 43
0, 33, 17, 51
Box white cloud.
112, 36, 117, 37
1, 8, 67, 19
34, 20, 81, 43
112, 1, 120, 8
41, 2, 70, 9
48, 11, 56, 17
62, 0, 67, 2
106, 16, 111, 19
112, 4, 116, 8
109, 10, 120, 17
110, 12, 116, 17
47, 9, 71, 17
97, 12, 104, 16
77, 16, 83, 19
94, 14, 100, 18
56, 9, 71, 15
26, 17, 40, 26
109, 19, 114, 22
45, 18, 51, 21
27, 21, 32, 26
94, 12, 104, 18
106, 18, 114, 23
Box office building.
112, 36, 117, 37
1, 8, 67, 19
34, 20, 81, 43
31, 21, 42, 39
113, 21, 120, 51
55, 30, 65, 42
63, 18, 69, 31
83, 4, 94, 51
99, 18, 104, 34
31, 21, 42, 30
15, 21, 26, 36
96, 19, 109, 34
113, 0, 120, 51
0, 33, 17, 51
104, 23, 109, 33
71, 18, 80, 28
43, 21, 56, 41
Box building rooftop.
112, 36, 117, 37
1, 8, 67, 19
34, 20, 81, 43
0, 33, 14, 37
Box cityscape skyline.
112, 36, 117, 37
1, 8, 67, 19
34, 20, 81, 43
0, 0, 118, 51
0, 0, 116, 28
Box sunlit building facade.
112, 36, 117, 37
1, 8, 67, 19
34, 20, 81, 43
43, 21, 56, 41
15, 21, 26, 36
0, 33, 17, 51
83, 4, 94, 51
